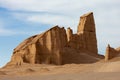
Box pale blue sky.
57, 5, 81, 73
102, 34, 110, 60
0, 0, 120, 67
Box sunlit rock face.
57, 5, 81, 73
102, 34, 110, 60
68, 12, 98, 54
10, 26, 67, 65
6, 12, 101, 66
105, 44, 119, 61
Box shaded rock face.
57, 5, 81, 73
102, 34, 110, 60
105, 45, 119, 61
11, 26, 67, 65
67, 12, 98, 54
7, 12, 100, 66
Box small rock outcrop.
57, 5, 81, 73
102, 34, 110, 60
116, 47, 120, 53
105, 44, 119, 61
5, 12, 101, 67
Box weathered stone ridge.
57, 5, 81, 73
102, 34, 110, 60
11, 26, 67, 65
105, 44, 119, 61
67, 12, 98, 54
6, 12, 100, 66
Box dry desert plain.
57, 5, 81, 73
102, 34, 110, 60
1, 60, 120, 80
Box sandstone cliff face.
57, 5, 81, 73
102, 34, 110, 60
66, 27, 73, 42
10, 26, 67, 65
67, 12, 98, 54
116, 47, 120, 53
6, 12, 100, 66
105, 44, 119, 61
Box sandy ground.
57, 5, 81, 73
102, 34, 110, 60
1, 61, 120, 80
1, 72, 120, 80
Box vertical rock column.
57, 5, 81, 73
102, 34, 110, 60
66, 27, 73, 42
77, 12, 98, 54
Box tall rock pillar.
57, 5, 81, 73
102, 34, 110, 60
77, 12, 98, 54
66, 27, 73, 42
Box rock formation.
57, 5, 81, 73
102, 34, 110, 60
66, 27, 73, 42
116, 47, 120, 53
6, 12, 101, 67
67, 12, 98, 54
105, 44, 119, 61
10, 26, 67, 65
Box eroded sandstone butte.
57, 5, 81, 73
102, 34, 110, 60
105, 44, 120, 61
6, 12, 103, 67
69, 12, 98, 54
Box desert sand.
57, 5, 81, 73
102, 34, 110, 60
1, 59, 120, 80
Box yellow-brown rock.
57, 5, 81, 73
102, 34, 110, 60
68, 12, 98, 54
6, 12, 101, 66
116, 47, 120, 53
66, 27, 73, 42
77, 12, 95, 33
105, 44, 119, 61
8, 26, 67, 65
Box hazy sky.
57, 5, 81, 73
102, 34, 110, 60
0, 0, 120, 67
